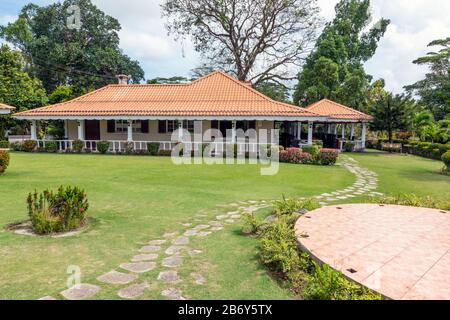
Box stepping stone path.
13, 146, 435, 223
117, 282, 149, 299
48, 156, 380, 301
158, 270, 181, 283
120, 262, 156, 273
60, 284, 100, 300
191, 273, 206, 285
162, 256, 183, 268
132, 253, 158, 262
162, 288, 185, 300
38, 296, 57, 300
97, 271, 137, 285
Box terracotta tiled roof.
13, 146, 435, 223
305, 99, 373, 121
15, 71, 323, 119
0, 103, 15, 110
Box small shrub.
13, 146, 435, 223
370, 194, 449, 211
343, 142, 355, 152
158, 149, 172, 157
442, 151, 450, 171
44, 141, 58, 153
280, 148, 313, 164
10, 142, 23, 151
302, 145, 320, 156
72, 139, 84, 153
0, 140, 9, 149
123, 142, 134, 155
27, 186, 89, 234
0, 150, 10, 174
242, 212, 265, 235
303, 262, 381, 300
147, 142, 160, 155
22, 140, 37, 152
96, 141, 110, 154
316, 149, 339, 165
274, 197, 320, 217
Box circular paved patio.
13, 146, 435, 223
295, 204, 450, 300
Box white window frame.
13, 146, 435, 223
115, 120, 142, 133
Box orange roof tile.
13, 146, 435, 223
0, 103, 15, 110
15, 71, 323, 120
305, 99, 373, 121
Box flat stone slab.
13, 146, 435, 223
295, 204, 450, 300
139, 245, 161, 253
165, 246, 185, 255
188, 249, 203, 256
117, 282, 149, 299
161, 288, 185, 300
120, 262, 156, 273
191, 273, 206, 285
162, 256, 183, 268
148, 239, 166, 245
163, 232, 179, 238
216, 215, 228, 220
97, 270, 137, 285
184, 229, 198, 236
38, 296, 57, 300
211, 226, 223, 231
196, 231, 212, 237
172, 236, 189, 245
132, 253, 158, 262
158, 270, 181, 283
60, 284, 100, 300
193, 224, 210, 230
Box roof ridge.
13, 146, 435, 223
323, 99, 369, 116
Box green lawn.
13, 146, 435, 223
0, 151, 448, 300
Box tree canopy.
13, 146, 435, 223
405, 37, 450, 121
293, 0, 389, 109
162, 0, 321, 86
0, 0, 145, 95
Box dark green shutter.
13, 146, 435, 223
141, 120, 149, 133
158, 120, 167, 133
107, 120, 116, 133
211, 120, 219, 129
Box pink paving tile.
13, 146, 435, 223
295, 204, 450, 300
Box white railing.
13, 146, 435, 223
34, 140, 276, 154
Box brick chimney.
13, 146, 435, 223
116, 74, 130, 85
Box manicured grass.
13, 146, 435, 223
0, 152, 352, 300
1, 151, 448, 300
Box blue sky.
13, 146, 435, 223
1, 0, 450, 93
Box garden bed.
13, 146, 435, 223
6, 219, 91, 238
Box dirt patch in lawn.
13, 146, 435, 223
5, 219, 92, 238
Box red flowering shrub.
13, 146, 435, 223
317, 149, 340, 165
280, 148, 313, 164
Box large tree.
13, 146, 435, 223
293, 0, 390, 109
0, 44, 48, 137
161, 0, 321, 86
0, 0, 145, 95
405, 37, 450, 121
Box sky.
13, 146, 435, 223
1, 0, 450, 93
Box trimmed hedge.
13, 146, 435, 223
442, 151, 450, 171
0, 140, 9, 149
96, 141, 110, 154
368, 139, 450, 160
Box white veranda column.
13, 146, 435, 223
77, 120, 85, 140
350, 123, 355, 140
307, 121, 313, 145
127, 120, 133, 142
341, 124, 346, 139
30, 120, 37, 140
361, 122, 367, 149
64, 120, 68, 139
231, 120, 237, 143
333, 124, 338, 135
327, 123, 332, 134
297, 122, 302, 139
178, 120, 183, 141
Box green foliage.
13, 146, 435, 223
294, 0, 390, 109
124, 142, 134, 155
0, 140, 9, 148
279, 148, 314, 164
370, 194, 450, 211
316, 149, 339, 165
242, 212, 265, 235
44, 141, 58, 153
72, 139, 84, 153
442, 151, 450, 169
22, 140, 37, 152
405, 37, 450, 121
147, 142, 160, 155
343, 142, 355, 152
27, 186, 89, 234
303, 262, 381, 300
255, 82, 290, 103
274, 197, 320, 217
0, 150, 10, 174
48, 85, 73, 104
96, 141, 110, 154
9, 142, 23, 151
158, 150, 172, 157
147, 76, 190, 84
301, 145, 319, 156
0, 0, 144, 95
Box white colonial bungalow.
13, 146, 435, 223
13, 71, 373, 152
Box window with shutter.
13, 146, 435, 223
158, 120, 167, 133
107, 120, 115, 133
141, 120, 149, 133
